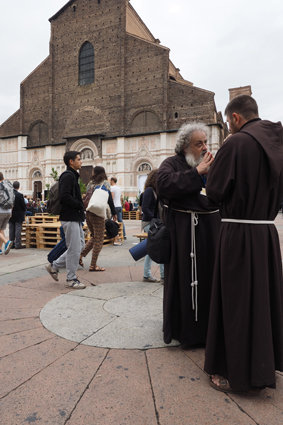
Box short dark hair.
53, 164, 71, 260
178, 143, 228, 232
0, 172, 3, 181
225, 95, 259, 121
63, 151, 81, 166
110, 176, 117, 184
13, 181, 20, 189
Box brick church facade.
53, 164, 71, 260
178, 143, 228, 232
0, 0, 226, 199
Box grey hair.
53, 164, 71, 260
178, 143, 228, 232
175, 123, 209, 154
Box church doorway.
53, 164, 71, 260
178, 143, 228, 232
80, 166, 93, 185
33, 181, 42, 200
138, 175, 147, 194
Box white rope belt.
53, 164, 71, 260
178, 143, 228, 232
221, 219, 274, 224
169, 207, 219, 321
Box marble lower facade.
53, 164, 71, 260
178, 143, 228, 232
0, 126, 221, 200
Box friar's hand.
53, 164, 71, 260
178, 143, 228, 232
196, 152, 214, 175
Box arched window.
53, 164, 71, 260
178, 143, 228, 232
28, 122, 49, 147
79, 42, 94, 86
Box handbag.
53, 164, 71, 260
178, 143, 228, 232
83, 186, 93, 210
105, 219, 119, 239
86, 184, 109, 218
146, 203, 172, 264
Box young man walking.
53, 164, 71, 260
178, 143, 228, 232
110, 177, 126, 241
9, 181, 26, 249
45, 151, 86, 289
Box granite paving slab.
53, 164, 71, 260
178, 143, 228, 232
40, 281, 178, 349
0, 337, 76, 398
0, 345, 108, 425
67, 349, 158, 425
0, 327, 54, 357
40, 295, 117, 343
0, 317, 41, 336
146, 347, 258, 425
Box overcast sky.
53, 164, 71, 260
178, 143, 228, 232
1, 0, 282, 126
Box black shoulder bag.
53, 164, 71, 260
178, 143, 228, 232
146, 199, 172, 264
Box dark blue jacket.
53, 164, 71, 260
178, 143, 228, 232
142, 187, 157, 221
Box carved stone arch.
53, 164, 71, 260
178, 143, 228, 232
70, 139, 99, 158
134, 158, 154, 172
28, 166, 44, 192
28, 120, 49, 147
131, 110, 162, 133
132, 158, 154, 188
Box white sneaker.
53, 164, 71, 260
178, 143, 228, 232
143, 276, 160, 283
45, 264, 59, 281
65, 278, 86, 289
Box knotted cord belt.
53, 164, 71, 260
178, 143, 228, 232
167, 206, 219, 321
221, 219, 274, 224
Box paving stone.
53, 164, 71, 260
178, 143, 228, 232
83, 314, 178, 349
0, 345, 107, 425
0, 307, 40, 321
0, 297, 47, 310
68, 280, 161, 300
12, 275, 72, 293
0, 317, 41, 336
40, 295, 117, 343
0, 327, 54, 357
0, 337, 76, 398
0, 284, 60, 300
230, 373, 283, 424
77, 265, 133, 285
67, 349, 158, 425
146, 347, 257, 425
40, 282, 177, 349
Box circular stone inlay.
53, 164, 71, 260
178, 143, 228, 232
40, 281, 179, 350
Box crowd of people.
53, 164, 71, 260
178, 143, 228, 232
2, 94, 283, 396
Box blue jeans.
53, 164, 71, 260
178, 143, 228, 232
115, 207, 126, 237
143, 223, 164, 278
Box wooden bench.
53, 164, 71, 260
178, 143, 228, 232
133, 232, 148, 242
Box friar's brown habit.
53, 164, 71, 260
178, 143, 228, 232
204, 118, 283, 391
156, 154, 220, 346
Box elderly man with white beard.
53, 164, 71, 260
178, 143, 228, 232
156, 123, 221, 347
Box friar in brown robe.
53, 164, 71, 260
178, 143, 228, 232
156, 123, 221, 346
205, 95, 283, 393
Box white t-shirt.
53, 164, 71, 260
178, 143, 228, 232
0, 207, 11, 213
111, 185, 122, 208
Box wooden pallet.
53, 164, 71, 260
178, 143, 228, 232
29, 215, 60, 225
25, 222, 119, 249
122, 211, 142, 220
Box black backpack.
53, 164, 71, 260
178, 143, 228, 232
47, 171, 75, 215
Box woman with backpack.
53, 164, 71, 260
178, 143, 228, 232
80, 166, 117, 275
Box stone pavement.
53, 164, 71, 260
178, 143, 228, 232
1, 218, 283, 424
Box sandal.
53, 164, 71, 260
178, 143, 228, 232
89, 266, 105, 272
79, 256, 84, 267
209, 376, 261, 396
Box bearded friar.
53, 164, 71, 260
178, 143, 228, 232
156, 123, 221, 347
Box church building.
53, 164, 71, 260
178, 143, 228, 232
0, 0, 226, 199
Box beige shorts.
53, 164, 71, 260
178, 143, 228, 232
0, 212, 11, 230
